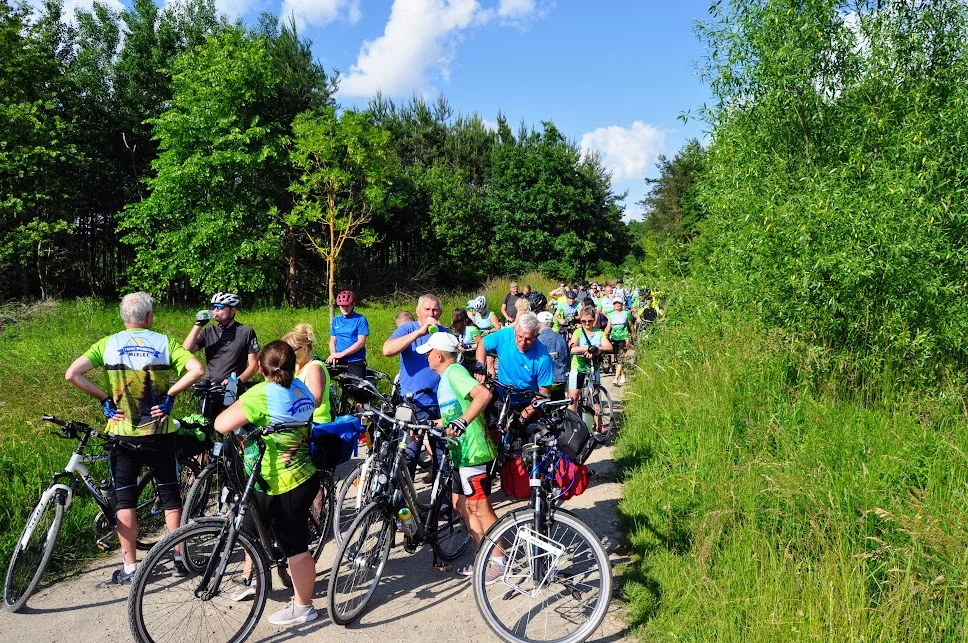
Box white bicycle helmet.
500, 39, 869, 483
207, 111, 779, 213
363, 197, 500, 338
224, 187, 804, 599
211, 292, 240, 307
469, 295, 486, 313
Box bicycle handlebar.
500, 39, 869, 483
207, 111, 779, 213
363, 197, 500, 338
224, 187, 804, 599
253, 420, 312, 437
357, 406, 436, 434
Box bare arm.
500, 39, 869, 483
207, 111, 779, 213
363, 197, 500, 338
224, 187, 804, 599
213, 401, 248, 435
501, 301, 511, 321
238, 352, 258, 384
65, 356, 108, 402
462, 383, 492, 425
489, 311, 502, 329
333, 335, 366, 360
302, 362, 325, 408
383, 320, 433, 357
167, 358, 205, 397
183, 323, 204, 353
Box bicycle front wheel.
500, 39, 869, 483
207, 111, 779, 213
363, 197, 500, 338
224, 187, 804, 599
333, 461, 367, 547
591, 385, 615, 444
473, 509, 612, 643
128, 521, 269, 643
309, 472, 335, 562
429, 479, 470, 562
4, 490, 65, 612
327, 501, 395, 626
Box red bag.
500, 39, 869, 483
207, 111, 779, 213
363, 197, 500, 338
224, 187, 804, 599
555, 457, 590, 500
500, 455, 531, 500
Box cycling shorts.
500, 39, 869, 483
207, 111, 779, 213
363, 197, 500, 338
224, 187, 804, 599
568, 369, 600, 391
244, 472, 320, 558
453, 464, 493, 500
110, 433, 181, 512
611, 340, 627, 356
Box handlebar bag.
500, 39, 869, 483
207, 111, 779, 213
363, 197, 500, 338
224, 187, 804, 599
310, 415, 364, 470
555, 408, 596, 465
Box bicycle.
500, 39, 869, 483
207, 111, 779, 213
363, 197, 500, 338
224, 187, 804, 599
471, 398, 613, 643
127, 420, 314, 643
576, 353, 615, 445
327, 406, 471, 626
3, 415, 200, 613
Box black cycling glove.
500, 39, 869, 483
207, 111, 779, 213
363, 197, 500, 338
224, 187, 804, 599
447, 417, 468, 436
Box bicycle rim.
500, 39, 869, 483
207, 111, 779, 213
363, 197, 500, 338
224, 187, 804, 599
4, 493, 64, 612
333, 462, 364, 547
473, 510, 612, 643
181, 465, 217, 526
327, 502, 394, 626
128, 522, 268, 643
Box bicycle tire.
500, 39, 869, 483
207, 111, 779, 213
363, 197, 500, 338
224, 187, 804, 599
136, 458, 200, 549
591, 384, 615, 444
429, 478, 471, 562
333, 461, 365, 547
472, 509, 612, 643
327, 501, 394, 626
3, 490, 65, 612
180, 464, 218, 526
128, 521, 269, 643
309, 473, 335, 562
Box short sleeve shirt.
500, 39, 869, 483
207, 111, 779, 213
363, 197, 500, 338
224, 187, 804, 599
482, 326, 554, 391
502, 293, 523, 321
608, 310, 630, 341
438, 364, 496, 468
570, 328, 605, 373
330, 311, 369, 362
239, 380, 316, 495
458, 325, 481, 350
196, 322, 259, 384
537, 327, 569, 384
84, 329, 194, 437
389, 321, 446, 414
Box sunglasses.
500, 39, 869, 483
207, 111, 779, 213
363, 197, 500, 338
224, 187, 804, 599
211, 303, 227, 310
581, 318, 596, 324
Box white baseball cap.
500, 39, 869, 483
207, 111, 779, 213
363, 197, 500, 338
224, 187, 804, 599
416, 332, 460, 354
536, 311, 554, 325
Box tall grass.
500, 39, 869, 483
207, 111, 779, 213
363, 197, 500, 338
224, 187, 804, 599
617, 299, 968, 641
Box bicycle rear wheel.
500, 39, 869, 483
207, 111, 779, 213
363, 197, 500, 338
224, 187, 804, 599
128, 522, 268, 643
333, 461, 365, 547
472, 510, 612, 643
429, 477, 470, 562
327, 501, 394, 626
591, 385, 615, 444
136, 459, 200, 549
309, 472, 335, 562
4, 489, 65, 612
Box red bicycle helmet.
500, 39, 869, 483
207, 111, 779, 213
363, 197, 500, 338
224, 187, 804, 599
336, 290, 355, 306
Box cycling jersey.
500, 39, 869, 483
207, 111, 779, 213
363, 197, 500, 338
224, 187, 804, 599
330, 311, 369, 362
296, 358, 332, 425
438, 363, 496, 468
239, 380, 316, 495
83, 330, 194, 437
196, 322, 259, 384
608, 310, 630, 341
556, 302, 579, 321
570, 328, 605, 374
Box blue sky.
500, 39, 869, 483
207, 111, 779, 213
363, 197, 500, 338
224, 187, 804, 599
66, 0, 714, 218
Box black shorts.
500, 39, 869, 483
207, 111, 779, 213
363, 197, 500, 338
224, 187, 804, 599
245, 473, 320, 558
110, 433, 181, 512
611, 340, 627, 356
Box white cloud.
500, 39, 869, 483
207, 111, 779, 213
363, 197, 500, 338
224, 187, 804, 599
280, 0, 361, 30
580, 121, 667, 183
479, 117, 499, 131
26, 0, 125, 25
339, 0, 541, 98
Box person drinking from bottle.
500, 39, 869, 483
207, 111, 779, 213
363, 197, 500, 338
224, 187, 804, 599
65, 292, 205, 584
213, 341, 319, 626
419, 332, 504, 580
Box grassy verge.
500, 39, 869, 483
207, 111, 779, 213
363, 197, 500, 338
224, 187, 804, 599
617, 304, 968, 641
0, 273, 557, 574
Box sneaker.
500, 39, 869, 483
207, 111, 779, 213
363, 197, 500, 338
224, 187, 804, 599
267, 601, 318, 626
111, 567, 135, 585
457, 563, 474, 577
173, 556, 188, 576
230, 576, 256, 602
484, 560, 506, 584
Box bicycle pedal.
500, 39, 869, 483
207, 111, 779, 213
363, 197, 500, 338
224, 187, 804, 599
433, 563, 452, 572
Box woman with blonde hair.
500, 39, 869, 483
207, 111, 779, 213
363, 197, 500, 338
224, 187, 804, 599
283, 323, 332, 425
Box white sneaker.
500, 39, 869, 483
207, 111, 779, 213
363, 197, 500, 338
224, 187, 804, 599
484, 560, 506, 585
230, 577, 256, 602
268, 601, 318, 626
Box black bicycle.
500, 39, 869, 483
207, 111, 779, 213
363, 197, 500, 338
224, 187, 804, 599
3, 415, 200, 612
471, 399, 612, 642
326, 407, 470, 625
127, 420, 314, 643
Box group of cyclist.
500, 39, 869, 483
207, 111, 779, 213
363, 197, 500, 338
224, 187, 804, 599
62, 277, 659, 629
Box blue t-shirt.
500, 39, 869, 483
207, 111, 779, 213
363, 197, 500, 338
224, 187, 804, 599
537, 327, 569, 385
389, 321, 447, 415
482, 326, 554, 392
330, 311, 369, 362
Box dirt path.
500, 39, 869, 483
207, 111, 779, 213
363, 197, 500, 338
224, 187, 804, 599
0, 384, 632, 642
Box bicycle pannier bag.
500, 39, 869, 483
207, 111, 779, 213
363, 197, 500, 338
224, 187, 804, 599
556, 409, 596, 465
310, 415, 364, 470
499, 454, 531, 500
555, 456, 590, 500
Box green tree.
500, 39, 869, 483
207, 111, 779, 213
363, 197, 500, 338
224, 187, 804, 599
286, 107, 395, 319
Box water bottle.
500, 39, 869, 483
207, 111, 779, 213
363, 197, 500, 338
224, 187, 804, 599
224, 373, 238, 406
397, 507, 417, 537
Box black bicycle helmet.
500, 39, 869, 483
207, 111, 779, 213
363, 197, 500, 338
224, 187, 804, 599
527, 291, 547, 312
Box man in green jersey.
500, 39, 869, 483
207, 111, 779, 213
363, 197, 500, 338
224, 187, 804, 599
419, 332, 505, 580
65, 292, 204, 584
